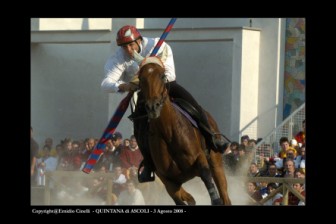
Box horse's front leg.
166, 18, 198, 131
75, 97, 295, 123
159, 176, 187, 205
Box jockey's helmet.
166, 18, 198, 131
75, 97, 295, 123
116, 25, 142, 46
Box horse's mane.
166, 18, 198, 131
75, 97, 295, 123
139, 62, 165, 78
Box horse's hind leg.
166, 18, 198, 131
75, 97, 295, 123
207, 113, 232, 205
180, 187, 196, 205
209, 150, 232, 205
197, 157, 223, 205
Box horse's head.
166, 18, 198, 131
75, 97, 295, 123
138, 60, 168, 119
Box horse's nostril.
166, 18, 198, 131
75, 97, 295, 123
156, 102, 160, 108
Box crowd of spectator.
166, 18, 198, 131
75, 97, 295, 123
31, 131, 146, 205
30, 119, 305, 205
223, 119, 305, 205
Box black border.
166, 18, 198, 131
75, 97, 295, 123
24, 16, 320, 218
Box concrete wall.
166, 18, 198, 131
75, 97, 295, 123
31, 18, 289, 145
31, 43, 111, 145
169, 37, 234, 137
144, 18, 250, 28
254, 18, 286, 139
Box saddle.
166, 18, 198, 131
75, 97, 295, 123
173, 98, 214, 136
174, 98, 230, 154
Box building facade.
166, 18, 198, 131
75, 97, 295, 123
31, 18, 305, 145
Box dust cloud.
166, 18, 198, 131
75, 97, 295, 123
31, 172, 251, 206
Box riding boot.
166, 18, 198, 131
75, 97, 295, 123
138, 159, 155, 183
198, 110, 230, 153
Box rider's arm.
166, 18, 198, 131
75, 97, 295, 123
160, 43, 176, 82
102, 49, 127, 93
155, 40, 176, 82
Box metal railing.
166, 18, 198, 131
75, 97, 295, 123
253, 103, 305, 164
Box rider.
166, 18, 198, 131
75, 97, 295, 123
102, 25, 229, 183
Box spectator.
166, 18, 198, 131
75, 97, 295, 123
247, 182, 262, 202
241, 135, 250, 147
295, 119, 305, 147
274, 183, 305, 205
259, 181, 269, 199
88, 178, 107, 202
30, 127, 39, 185
43, 137, 57, 156
248, 162, 261, 177
112, 166, 127, 196
58, 138, 80, 171
123, 138, 130, 147
223, 142, 237, 173
36, 146, 49, 186
111, 132, 123, 162
81, 138, 95, 162
295, 170, 305, 179
119, 135, 143, 169
296, 144, 306, 174
235, 144, 248, 175
293, 183, 305, 205
264, 183, 282, 205
260, 164, 281, 187
117, 180, 146, 205
275, 149, 300, 172
278, 137, 297, 159
264, 164, 280, 176
282, 159, 296, 178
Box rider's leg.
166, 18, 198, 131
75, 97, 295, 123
168, 81, 229, 152
133, 91, 155, 182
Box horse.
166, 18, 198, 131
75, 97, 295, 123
136, 58, 231, 205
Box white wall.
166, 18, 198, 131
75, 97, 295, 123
32, 18, 112, 31
239, 29, 261, 139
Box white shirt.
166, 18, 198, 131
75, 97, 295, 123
118, 188, 146, 205
113, 173, 127, 184
44, 156, 58, 172
102, 37, 176, 93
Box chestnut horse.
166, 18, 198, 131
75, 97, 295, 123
137, 60, 231, 205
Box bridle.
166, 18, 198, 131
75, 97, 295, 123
155, 73, 169, 110
129, 71, 169, 121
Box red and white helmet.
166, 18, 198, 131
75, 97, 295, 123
116, 25, 142, 46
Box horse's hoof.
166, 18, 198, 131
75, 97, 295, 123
212, 198, 223, 205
